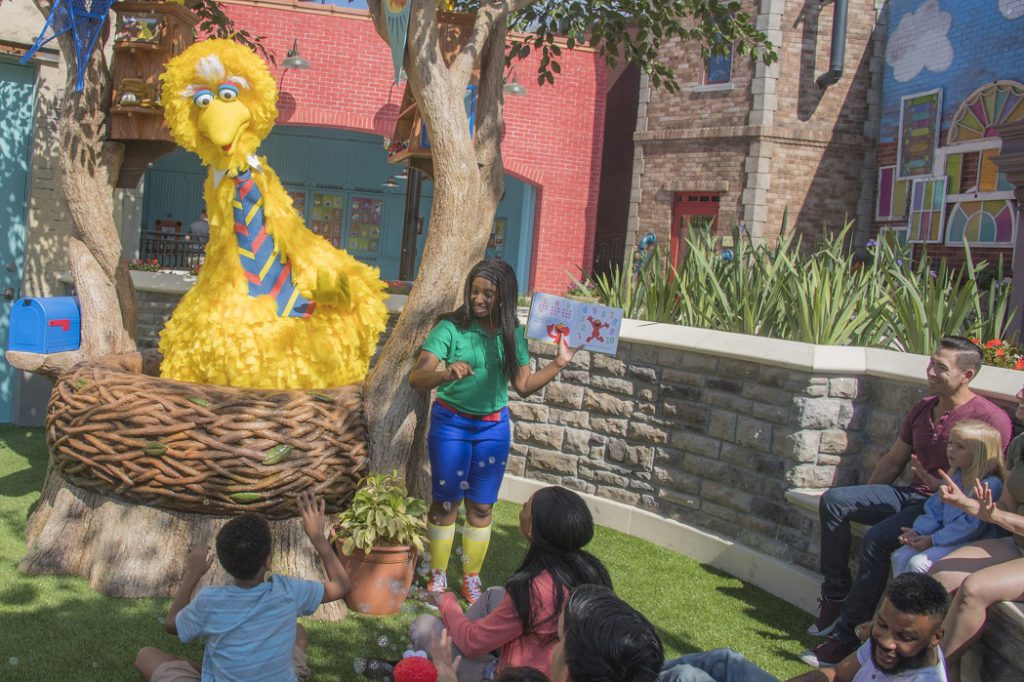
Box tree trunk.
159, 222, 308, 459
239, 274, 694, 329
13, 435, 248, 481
22, 473, 346, 620
363, 2, 509, 490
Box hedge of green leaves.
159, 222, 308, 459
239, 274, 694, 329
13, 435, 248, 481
572, 223, 1015, 355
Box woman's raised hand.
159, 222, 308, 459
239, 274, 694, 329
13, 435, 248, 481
554, 337, 578, 369
972, 478, 998, 522
938, 469, 972, 510
444, 361, 474, 382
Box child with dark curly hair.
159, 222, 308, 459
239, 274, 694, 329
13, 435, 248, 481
133, 490, 351, 681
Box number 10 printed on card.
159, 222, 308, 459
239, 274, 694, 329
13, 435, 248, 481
525, 293, 623, 356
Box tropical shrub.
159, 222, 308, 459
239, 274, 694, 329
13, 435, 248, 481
570, 221, 1017, 366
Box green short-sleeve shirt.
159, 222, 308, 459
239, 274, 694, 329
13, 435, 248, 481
421, 319, 531, 415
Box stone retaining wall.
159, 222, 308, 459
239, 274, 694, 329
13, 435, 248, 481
507, 339, 1017, 573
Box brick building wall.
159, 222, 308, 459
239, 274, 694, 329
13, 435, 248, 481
870, 1, 1024, 269
630, 0, 885, 253
221, 0, 607, 293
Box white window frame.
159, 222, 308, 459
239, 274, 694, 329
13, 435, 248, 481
933, 139, 1017, 248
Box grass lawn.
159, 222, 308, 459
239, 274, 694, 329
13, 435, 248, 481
0, 426, 816, 681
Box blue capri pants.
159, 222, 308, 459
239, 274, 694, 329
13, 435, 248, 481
427, 401, 511, 505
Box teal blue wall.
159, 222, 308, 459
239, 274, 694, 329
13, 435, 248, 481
141, 126, 536, 288
1, 58, 37, 424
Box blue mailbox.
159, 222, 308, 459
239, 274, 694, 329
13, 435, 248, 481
7, 297, 82, 354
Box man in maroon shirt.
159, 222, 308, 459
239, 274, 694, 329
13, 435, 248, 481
800, 336, 1012, 668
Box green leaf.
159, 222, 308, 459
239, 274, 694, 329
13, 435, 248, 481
229, 492, 263, 504
262, 443, 293, 466
186, 396, 211, 407
142, 441, 167, 457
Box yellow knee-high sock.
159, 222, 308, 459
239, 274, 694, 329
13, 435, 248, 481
461, 523, 492, 575
426, 522, 456, 572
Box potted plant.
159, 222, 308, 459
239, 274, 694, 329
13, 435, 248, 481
331, 471, 427, 616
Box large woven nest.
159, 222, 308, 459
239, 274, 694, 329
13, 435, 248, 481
46, 352, 368, 518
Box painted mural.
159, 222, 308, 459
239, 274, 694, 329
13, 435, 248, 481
880, 0, 1024, 144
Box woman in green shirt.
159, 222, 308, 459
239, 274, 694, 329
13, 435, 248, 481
409, 259, 575, 604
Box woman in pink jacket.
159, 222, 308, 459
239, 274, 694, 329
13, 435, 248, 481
410, 486, 612, 681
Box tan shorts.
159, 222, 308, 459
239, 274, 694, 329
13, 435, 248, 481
152, 647, 310, 682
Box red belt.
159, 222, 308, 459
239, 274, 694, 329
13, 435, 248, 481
436, 399, 504, 422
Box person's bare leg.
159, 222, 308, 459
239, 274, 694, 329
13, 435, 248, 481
133, 647, 199, 681
295, 623, 308, 653
940, 556, 1024, 682
929, 538, 1017, 592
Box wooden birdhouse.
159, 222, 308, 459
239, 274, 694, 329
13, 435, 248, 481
109, 0, 199, 188
387, 11, 479, 175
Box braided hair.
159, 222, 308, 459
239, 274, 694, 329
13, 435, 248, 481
505, 487, 613, 638
440, 259, 521, 380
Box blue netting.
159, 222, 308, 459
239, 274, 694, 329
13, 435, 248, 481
21, 0, 118, 91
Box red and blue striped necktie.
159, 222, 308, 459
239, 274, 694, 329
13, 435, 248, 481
232, 169, 316, 318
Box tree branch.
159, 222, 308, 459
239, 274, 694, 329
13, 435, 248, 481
452, 1, 506, 86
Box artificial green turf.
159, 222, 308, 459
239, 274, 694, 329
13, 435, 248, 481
0, 426, 815, 680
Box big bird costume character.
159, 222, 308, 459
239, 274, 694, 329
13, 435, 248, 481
159, 40, 388, 389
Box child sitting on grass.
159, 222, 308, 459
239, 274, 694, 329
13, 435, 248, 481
891, 419, 1006, 576
133, 490, 351, 681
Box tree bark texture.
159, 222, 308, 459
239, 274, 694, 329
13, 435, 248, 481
21, 472, 347, 620
363, 1, 511, 487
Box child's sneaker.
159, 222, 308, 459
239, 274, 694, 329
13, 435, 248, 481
426, 568, 447, 594
462, 572, 483, 604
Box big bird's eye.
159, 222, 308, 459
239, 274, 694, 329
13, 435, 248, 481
218, 84, 239, 101
193, 90, 214, 108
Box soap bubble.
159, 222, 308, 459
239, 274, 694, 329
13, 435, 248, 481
389, 579, 406, 594
358, 602, 372, 613
459, 481, 470, 491
478, 461, 485, 468
439, 479, 446, 486
353, 658, 367, 674
488, 456, 496, 464
7, 658, 18, 668
378, 635, 390, 648
456, 470, 464, 477
455, 547, 463, 556
442, 501, 452, 512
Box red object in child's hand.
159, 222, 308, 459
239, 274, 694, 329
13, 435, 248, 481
393, 657, 438, 682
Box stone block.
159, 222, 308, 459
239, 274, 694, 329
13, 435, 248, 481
608, 438, 656, 468
559, 370, 591, 385
580, 464, 629, 488
659, 381, 703, 401
632, 344, 660, 363
737, 513, 778, 538
704, 390, 753, 413
772, 427, 822, 462
819, 429, 849, 455
838, 400, 861, 430
627, 422, 669, 446
591, 375, 635, 396
657, 347, 685, 368
702, 481, 754, 513
706, 378, 744, 394
628, 364, 659, 383
670, 430, 722, 458
707, 411, 737, 441
591, 417, 628, 436
528, 339, 556, 356
759, 366, 791, 388
829, 378, 860, 399
865, 411, 902, 443
664, 401, 709, 430
701, 500, 741, 524
794, 397, 842, 429
662, 368, 706, 387
596, 486, 641, 506
742, 383, 792, 405
560, 476, 596, 495
528, 448, 578, 475
568, 350, 591, 370
508, 402, 549, 422
637, 387, 659, 401
592, 353, 627, 376
736, 416, 772, 449
751, 402, 789, 424
630, 479, 655, 493
738, 530, 792, 561
548, 408, 590, 429
506, 454, 526, 477
719, 359, 760, 380
787, 463, 837, 488
659, 487, 700, 509
547, 383, 585, 409
514, 422, 565, 449
680, 453, 732, 480
653, 465, 701, 494
680, 352, 719, 372
583, 389, 635, 416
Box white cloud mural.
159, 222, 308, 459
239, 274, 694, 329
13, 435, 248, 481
886, 0, 954, 82
1000, 0, 1024, 20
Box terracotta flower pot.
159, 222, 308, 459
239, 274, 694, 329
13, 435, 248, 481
338, 545, 418, 616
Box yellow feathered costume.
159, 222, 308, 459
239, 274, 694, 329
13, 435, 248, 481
159, 40, 387, 389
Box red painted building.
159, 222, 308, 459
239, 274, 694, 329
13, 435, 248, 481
170, 0, 609, 293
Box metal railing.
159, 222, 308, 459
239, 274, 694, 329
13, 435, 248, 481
139, 231, 207, 271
